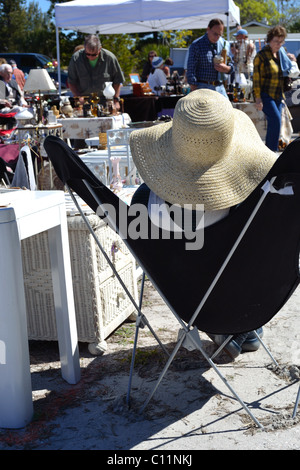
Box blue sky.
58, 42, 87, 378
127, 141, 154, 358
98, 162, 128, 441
26, 0, 51, 13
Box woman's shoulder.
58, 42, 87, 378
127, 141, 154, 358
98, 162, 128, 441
260, 45, 272, 56
255, 46, 271, 62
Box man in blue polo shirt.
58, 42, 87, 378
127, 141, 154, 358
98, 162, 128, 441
187, 18, 233, 98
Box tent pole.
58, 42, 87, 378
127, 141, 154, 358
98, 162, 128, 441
56, 23, 62, 95
227, 1, 229, 41
227, 15, 229, 41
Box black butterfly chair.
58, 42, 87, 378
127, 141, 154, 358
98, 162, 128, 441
44, 135, 300, 429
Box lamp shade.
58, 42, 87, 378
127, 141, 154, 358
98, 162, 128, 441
23, 69, 56, 92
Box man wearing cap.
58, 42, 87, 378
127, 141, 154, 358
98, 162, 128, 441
147, 57, 167, 95
8, 60, 25, 90
232, 28, 256, 78
186, 18, 233, 98
68, 34, 124, 110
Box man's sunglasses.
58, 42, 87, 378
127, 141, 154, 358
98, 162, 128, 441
85, 51, 99, 57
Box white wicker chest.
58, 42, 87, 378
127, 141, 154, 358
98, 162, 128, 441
21, 211, 138, 355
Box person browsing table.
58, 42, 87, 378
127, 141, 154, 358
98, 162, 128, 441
0, 63, 27, 106
68, 34, 125, 111
147, 57, 167, 95
186, 18, 233, 98
253, 25, 299, 151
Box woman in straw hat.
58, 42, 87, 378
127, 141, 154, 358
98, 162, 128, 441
129, 88, 277, 359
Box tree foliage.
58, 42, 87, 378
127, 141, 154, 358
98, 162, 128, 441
235, 0, 279, 25
235, 0, 300, 27
0, 0, 54, 54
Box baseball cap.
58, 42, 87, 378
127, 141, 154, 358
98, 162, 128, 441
234, 29, 248, 36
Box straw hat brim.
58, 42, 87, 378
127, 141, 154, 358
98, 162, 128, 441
130, 105, 277, 211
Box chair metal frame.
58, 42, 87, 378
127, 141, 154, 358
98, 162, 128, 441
44, 135, 300, 430
66, 176, 281, 430
293, 384, 300, 418
128, 178, 284, 429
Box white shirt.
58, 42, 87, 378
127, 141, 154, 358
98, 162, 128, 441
148, 191, 229, 232
147, 68, 167, 95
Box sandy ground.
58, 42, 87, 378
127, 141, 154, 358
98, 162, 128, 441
0, 277, 300, 451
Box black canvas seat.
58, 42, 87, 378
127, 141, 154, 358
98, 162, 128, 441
44, 135, 300, 428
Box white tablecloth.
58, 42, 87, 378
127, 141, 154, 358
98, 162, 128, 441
57, 113, 131, 140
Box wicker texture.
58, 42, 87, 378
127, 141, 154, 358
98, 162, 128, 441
22, 214, 138, 354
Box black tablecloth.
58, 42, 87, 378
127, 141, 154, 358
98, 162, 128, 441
123, 95, 158, 122
158, 95, 184, 111
123, 94, 184, 122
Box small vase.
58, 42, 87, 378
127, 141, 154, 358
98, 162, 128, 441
110, 157, 123, 190
103, 82, 115, 100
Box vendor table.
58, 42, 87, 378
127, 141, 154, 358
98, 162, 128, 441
157, 95, 184, 118
0, 190, 80, 429
123, 95, 183, 122
123, 96, 158, 122
57, 113, 131, 140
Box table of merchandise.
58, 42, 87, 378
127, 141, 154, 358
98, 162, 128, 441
16, 124, 63, 149
123, 96, 158, 122
157, 94, 184, 118
0, 189, 80, 429
57, 113, 131, 140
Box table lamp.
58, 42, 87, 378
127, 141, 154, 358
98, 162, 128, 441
23, 69, 56, 124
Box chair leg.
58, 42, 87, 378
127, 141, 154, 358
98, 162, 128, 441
140, 328, 186, 413
292, 383, 300, 418
254, 330, 279, 367
126, 271, 146, 407
210, 335, 234, 360
210, 331, 278, 367
139, 326, 264, 429
67, 185, 168, 357
126, 272, 170, 407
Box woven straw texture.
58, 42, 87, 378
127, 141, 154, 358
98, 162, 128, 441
130, 89, 276, 210
22, 214, 138, 354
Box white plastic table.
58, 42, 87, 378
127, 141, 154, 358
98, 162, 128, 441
0, 190, 81, 429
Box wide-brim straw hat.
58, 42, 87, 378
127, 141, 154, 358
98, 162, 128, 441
129, 89, 277, 210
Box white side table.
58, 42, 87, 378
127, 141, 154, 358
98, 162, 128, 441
0, 190, 80, 428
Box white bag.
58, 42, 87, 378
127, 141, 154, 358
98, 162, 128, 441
280, 101, 293, 145
289, 61, 300, 78
235, 72, 248, 86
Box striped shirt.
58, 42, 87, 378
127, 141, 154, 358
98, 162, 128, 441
253, 46, 283, 100
187, 33, 232, 85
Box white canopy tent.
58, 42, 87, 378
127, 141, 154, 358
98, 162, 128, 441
54, 0, 240, 92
